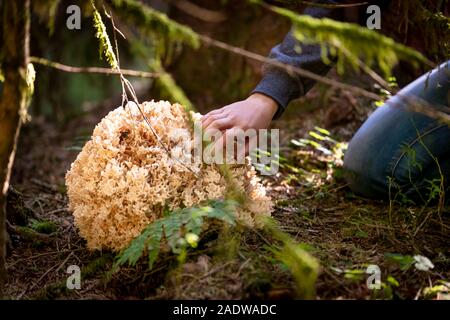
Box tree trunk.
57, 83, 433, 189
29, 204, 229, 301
0, 0, 31, 298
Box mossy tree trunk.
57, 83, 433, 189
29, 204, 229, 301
0, 0, 31, 297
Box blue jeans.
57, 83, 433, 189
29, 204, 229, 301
344, 61, 450, 202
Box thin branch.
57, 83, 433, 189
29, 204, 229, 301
272, 0, 369, 8
198, 34, 383, 101
170, 0, 227, 23
199, 34, 449, 126
339, 45, 394, 93
30, 39, 391, 110
102, 9, 201, 177
398, 93, 450, 125
29, 56, 161, 78
31, 41, 444, 126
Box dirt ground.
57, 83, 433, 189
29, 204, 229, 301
4, 74, 450, 300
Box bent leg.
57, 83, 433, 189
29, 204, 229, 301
344, 61, 450, 201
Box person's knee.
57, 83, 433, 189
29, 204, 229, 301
343, 140, 389, 199
342, 60, 450, 200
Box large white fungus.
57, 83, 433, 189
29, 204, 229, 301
66, 100, 272, 251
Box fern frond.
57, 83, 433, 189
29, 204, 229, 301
116, 200, 238, 269
115, 221, 159, 266
147, 222, 163, 269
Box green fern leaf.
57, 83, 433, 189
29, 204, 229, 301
116, 223, 154, 266
116, 200, 237, 269
205, 200, 238, 226
147, 221, 163, 269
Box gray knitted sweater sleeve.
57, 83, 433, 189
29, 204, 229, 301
251, 1, 345, 118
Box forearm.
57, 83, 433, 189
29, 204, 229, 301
252, 35, 332, 118
251, 1, 352, 118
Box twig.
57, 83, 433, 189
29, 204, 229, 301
198, 34, 383, 101
32, 39, 382, 102
170, 0, 227, 23
103, 10, 201, 178
30, 56, 161, 78
6, 220, 51, 242
44, 207, 69, 215
201, 261, 233, 278
234, 258, 251, 277
339, 45, 394, 93
272, 0, 369, 9
398, 93, 450, 124
17, 251, 74, 299
6, 248, 86, 269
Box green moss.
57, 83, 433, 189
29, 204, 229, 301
107, 0, 199, 50
16, 226, 41, 239
82, 254, 113, 278
255, 0, 431, 76
32, 281, 69, 300
91, 0, 118, 69
30, 219, 58, 234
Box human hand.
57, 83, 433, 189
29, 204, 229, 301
201, 93, 278, 161
201, 93, 278, 133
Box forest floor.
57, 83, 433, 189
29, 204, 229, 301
4, 77, 450, 300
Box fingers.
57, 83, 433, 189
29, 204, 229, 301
214, 127, 246, 163
203, 107, 224, 117
201, 108, 225, 126
201, 113, 228, 129
203, 117, 234, 133
204, 127, 255, 164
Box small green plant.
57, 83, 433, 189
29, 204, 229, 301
265, 218, 320, 299
371, 275, 400, 300
423, 280, 450, 299
115, 200, 238, 269
30, 219, 58, 234
331, 266, 366, 282
384, 253, 415, 271
289, 126, 347, 185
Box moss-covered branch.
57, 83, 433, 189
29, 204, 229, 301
105, 0, 199, 49
91, 0, 119, 69
255, 1, 433, 76
272, 0, 369, 9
